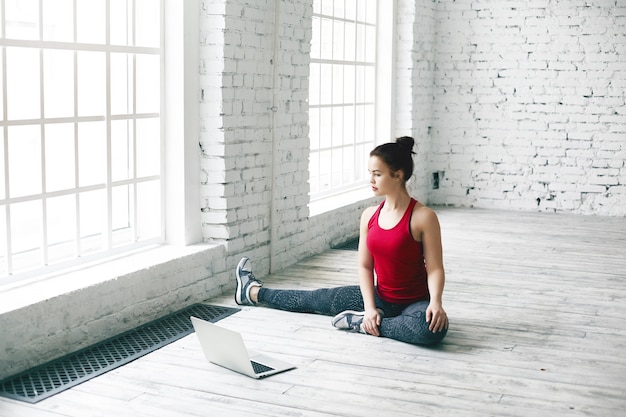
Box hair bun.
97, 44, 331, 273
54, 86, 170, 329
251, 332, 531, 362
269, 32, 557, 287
396, 136, 415, 154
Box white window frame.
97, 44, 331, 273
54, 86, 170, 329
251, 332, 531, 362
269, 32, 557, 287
308, 0, 394, 215
0, 0, 200, 287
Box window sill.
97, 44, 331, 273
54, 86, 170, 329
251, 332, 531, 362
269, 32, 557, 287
309, 187, 375, 217
0, 243, 221, 316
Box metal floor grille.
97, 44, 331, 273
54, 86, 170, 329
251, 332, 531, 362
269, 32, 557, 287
332, 237, 359, 251
0, 303, 239, 403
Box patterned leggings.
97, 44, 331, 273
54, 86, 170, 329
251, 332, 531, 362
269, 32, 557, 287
257, 285, 447, 345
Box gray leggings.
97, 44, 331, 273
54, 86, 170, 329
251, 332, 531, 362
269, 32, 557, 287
257, 285, 447, 345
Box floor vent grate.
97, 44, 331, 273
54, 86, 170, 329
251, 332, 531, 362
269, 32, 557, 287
0, 303, 239, 403
332, 237, 359, 251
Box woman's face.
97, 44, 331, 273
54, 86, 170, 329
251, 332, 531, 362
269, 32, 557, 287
368, 156, 402, 196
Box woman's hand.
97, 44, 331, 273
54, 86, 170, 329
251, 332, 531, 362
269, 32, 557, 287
426, 301, 448, 333
361, 308, 382, 336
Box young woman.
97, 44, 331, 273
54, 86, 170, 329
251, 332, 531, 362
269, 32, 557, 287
234, 136, 448, 345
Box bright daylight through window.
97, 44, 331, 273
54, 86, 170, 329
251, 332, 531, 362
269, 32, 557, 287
0, 0, 162, 283
309, 0, 377, 199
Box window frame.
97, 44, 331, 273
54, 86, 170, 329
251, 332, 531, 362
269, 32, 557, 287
308, 0, 394, 209
0, 0, 200, 287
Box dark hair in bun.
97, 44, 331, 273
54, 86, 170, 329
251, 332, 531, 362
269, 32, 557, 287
370, 136, 416, 182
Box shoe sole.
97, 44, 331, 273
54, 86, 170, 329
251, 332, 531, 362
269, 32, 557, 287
234, 257, 249, 305
331, 310, 365, 327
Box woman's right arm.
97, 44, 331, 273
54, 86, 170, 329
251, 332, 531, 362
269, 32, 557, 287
357, 206, 381, 336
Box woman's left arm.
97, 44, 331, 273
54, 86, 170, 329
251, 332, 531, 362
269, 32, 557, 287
414, 207, 449, 333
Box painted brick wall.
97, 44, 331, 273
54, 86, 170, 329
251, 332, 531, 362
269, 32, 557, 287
428, 0, 626, 215
199, 0, 365, 276
395, 0, 438, 201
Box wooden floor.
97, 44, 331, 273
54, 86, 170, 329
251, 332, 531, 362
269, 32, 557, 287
1, 207, 626, 417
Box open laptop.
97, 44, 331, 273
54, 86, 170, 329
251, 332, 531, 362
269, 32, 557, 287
190, 316, 296, 379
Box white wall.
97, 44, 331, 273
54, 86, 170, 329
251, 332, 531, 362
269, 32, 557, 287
428, 0, 626, 215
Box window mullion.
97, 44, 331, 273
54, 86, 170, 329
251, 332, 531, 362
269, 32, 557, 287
105, 0, 113, 250
38, 0, 48, 266
131, 0, 138, 243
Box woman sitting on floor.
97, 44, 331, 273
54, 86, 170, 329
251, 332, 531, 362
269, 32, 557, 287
234, 136, 449, 345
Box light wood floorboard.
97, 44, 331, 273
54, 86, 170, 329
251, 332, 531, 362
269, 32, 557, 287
1, 207, 625, 416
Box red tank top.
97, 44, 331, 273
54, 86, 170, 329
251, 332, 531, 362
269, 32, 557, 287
366, 198, 429, 304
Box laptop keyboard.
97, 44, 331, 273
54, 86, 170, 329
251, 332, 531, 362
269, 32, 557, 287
251, 360, 275, 374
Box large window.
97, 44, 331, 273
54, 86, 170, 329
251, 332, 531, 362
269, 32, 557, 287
0, 0, 162, 282
309, 0, 378, 198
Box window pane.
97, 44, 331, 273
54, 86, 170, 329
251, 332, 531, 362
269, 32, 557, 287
78, 122, 105, 187
43, 49, 74, 118
136, 118, 160, 177
319, 107, 331, 149
112, 184, 130, 233
0, 130, 4, 199
110, 0, 132, 46
76, 0, 105, 44
111, 53, 134, 115
309, 151, 319, 194
47, 194, 76, 264
45, 124, 75, 192
79, 189, 104, 254
6, 48, 40, 120
363, 104, 375, 142
356, 23, 366, 62
343, 105, 354, 145
320, 0, 332, 15
309, 63, 320, 106
0, 53, 3, 120
135, 0, 160, 48
136, 54, 160, 113
111, 120, 132, 181
77, 51, 105, 117
8, 125, 41, 198
0, 206, 6, 275
5, 0, 39, 40
343, 146, 354, 183
136, 180, 160, 240
365, 25, 376, 62
331, 148, 342, 187
43, 0, 73, 42
365, 0, 377, 24
355, 104, 365, 144
344, 22, 355, 61
344, 65, 355, 103
331, 107, 343, 147
355, 66, 365, 102
345, 0, 356, 20
364, 66, 375, 102
332, 20, 344, 61
332, 65, 343, 104
319, 149, 331, 191
334, 0, 345, 18
309, 108, 320, 150
11, 200, 42, 272
320, 18, 332, 60
357, 0, 367, 21
320, 63, 332, 105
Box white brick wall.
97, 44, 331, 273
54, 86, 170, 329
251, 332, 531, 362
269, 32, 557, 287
428, 0, 626, 215
395, 0, 438, 201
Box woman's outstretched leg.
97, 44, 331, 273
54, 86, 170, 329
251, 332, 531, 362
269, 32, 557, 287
234, 257, 364, 316
257, 286, 364, 315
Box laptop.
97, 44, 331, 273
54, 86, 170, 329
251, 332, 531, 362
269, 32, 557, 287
190, 316, 296, 379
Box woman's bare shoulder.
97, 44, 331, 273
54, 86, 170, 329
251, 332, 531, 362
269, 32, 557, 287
360, 204, 379, 223
411, 203, 440, 227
